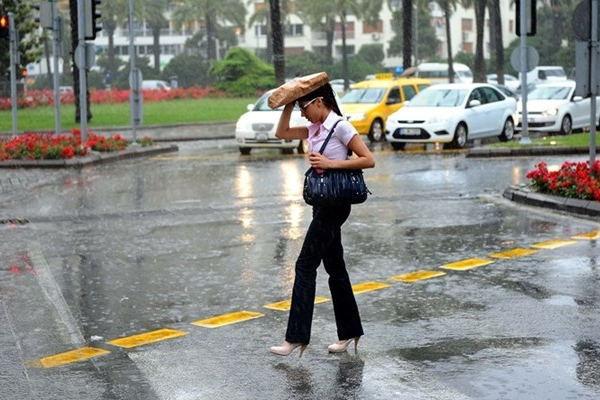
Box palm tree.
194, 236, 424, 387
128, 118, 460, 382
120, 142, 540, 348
101, 0, 128, 85
402, 0, 412, 68
472, 0, 486, 82
140, 0, 171, 74
295, 0, 382, 89
172, 0, 245, 61
269, 0, 285, 85
488, 0, 504, 84
436, 0, 457, 82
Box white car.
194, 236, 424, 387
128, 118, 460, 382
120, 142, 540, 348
385, 83, 517, 150
487, 73, 520, 92
235, 90, 308, 155
516, 80, 600, 135
330, 79, 355, 95
142, 80, 171, 91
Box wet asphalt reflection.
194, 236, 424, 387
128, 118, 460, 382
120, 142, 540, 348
1, 139, 600, 399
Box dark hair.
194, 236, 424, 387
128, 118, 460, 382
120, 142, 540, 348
297, 83, 343, 117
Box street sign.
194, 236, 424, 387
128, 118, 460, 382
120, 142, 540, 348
510, 46, 538, 72
573, 0, 600, 40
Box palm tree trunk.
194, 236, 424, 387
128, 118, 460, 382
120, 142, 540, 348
443, 2, 454, 83
153, 28, 161, 74
402, 0, 413, 68
341, 11, 349, 88
489, 0, 504, 84
270, 0, 285, 86
473, 0, 486, 82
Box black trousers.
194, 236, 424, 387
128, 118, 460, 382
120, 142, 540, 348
285, 204, 364, 344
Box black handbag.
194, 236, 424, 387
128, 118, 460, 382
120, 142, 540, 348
303, 120, 371, 207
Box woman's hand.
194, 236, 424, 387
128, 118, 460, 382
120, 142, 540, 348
308, 152, 332, 171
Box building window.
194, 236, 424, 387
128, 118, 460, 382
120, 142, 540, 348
255, 25, 267, 36
363, 20, 383, 34
461, 18, 473, 32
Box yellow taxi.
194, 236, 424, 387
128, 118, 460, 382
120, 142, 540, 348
340, 74, 432, 142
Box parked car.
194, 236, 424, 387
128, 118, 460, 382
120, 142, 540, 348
516, 80, 600, 135
142, 80, 171, 91
329, 79, 355, 95
340, 76, 432, 142
385, 83, 517, 150
235, 90, 309, 155
487, 73, 520, 92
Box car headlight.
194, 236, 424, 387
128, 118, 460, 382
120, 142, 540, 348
542, 108, 558, 117
348, 113, 367, 122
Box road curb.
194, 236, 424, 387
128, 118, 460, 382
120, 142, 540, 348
503, 185, 600, 218
467, 146, 598, 157
0, 143, 178, 169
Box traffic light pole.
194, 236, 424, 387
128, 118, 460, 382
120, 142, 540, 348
8, 12, 17, 137
77, 0, 88, 143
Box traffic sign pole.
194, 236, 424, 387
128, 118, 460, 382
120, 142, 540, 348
518, 0, 531, 145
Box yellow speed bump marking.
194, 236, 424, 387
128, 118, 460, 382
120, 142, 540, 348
440, 258, 495, 271
490, 248, 538, 259
531, 239, 578, 249
107, 328, 188, 349
32, 347, 110, 368
352, 281, 391, 294
191, 310, 264, 328
389, 270, 446, 283
263, 296, 330, 311
572, 230, 600, 240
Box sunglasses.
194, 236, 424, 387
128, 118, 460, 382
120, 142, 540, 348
298, 97, 320, 111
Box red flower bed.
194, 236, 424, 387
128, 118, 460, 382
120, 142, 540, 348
0, 86, 215, 110
526, 160, 600, 201
0, 129, 137, 161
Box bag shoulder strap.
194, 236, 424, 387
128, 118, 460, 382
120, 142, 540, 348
317, 119, 344, 154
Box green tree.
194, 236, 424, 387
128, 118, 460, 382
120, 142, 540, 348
209, 47, 275, 95
0, 1, 42, 80
161, 53, 211, 87
436, 0, 457, 82
172, 0, 246, 61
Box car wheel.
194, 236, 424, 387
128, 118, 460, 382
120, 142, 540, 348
498, 117, 515, 142
391, 142, 406, 151
368, 119, 384, 142
559, 115, 572, 135
297, 139, 309, 154
450, 123, 468, 148
239, 147, 251, 155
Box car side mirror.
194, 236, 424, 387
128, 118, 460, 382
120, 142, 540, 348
573, 96, 583, 102
247, 104, 254, 111
468, 99, 481, 107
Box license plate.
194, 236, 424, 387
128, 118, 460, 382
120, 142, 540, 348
400, 128, 420, 136
255, 132, 268, 142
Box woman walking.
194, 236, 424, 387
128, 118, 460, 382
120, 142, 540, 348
270, 83, 375, 357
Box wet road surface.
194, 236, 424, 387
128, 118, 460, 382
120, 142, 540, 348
1, 139, 600, 399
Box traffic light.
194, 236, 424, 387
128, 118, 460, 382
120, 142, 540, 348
33, 1, 53, 29
0, 14, 9, 39
84, 0, 101, 40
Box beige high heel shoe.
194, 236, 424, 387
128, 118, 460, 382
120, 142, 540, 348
327, 336, 360, 353
270, 341, 307, 357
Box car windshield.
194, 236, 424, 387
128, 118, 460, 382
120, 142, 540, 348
408, 88, 468, 107
253, 92, 302, 112
341, 88, 386, 104
528, 85, 571, 100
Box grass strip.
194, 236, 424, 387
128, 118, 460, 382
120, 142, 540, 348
490, 132, 600, 148
0, 97, 256, 132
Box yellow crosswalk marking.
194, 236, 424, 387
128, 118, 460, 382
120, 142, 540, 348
107, 328, 188, 348
531, 239, 578, 249
33, 347, 110, 368
389, 270, 446, 283
263, 296, 329, 311
490, 248, 538, 259
352, 281, 391, 294
572, 230, 600, 240
440, 258, 495, 271
191, 310, 264, 328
